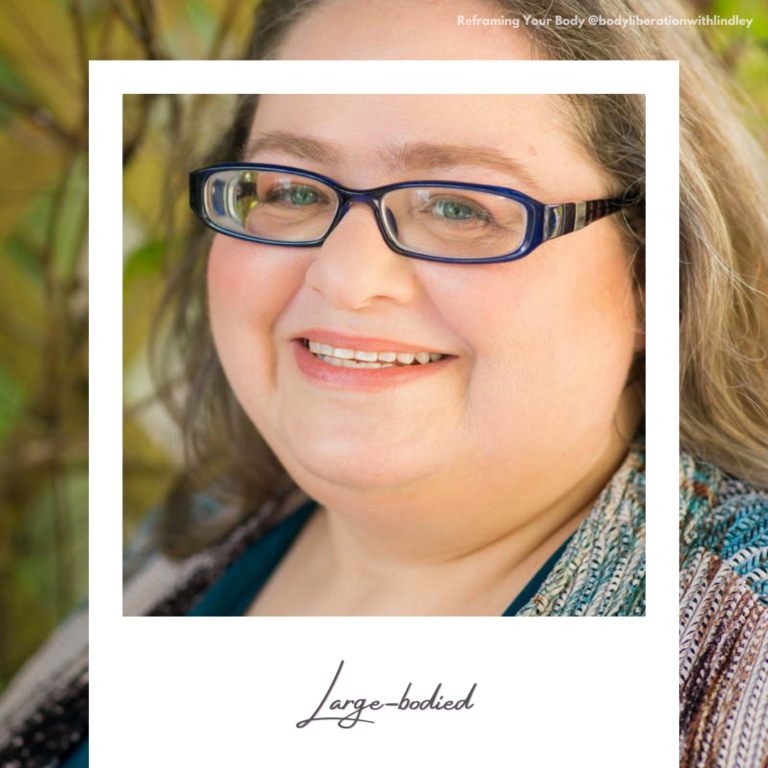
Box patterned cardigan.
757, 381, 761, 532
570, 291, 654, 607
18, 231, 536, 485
679, 451, 768, 768
5, 446, 765, 767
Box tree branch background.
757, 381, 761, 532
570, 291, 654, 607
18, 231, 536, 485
0, 0, 254, 691
0, 0, 765, 690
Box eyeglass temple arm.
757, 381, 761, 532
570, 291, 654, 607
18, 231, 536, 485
542, 199, 635, 242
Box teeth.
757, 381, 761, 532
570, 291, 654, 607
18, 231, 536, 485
319, 355, 345, 367
306, 339, 445, 367
317, 354, 394, 369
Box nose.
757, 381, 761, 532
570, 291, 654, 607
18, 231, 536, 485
303, 202, 417, 311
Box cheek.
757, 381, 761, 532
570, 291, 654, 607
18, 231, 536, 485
453, 226, 637, 440
207, 236, 304, 391
209, 237, 278, 332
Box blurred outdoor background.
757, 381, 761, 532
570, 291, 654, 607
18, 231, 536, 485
0, 0, 767, 691
0, 0, 254, 692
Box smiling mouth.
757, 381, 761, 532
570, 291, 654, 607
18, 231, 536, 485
300, 338, 451, 368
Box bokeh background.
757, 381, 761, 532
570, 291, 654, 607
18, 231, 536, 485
0, 0, 766, 691
0, 0, 253, 692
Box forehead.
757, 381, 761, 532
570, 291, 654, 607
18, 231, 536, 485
253, 94, 561, 138
248, 95, 601, 199
251, 94, 564, 152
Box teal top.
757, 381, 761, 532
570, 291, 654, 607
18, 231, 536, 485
188, 499, 573, 617
61, 738, 89, 767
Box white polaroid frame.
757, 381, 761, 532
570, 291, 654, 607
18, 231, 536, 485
91, 60, 678, 767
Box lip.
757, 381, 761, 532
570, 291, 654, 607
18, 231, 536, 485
291, 338, 456, 391
292, 328, 453, 355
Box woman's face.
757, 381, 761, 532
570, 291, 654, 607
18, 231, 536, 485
207, 91, 641, 506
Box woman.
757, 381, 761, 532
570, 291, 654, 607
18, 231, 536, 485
172, 91, 646, 618
1, 0, 765, 766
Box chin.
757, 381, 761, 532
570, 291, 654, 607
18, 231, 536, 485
284, 436, 432, 491
272, 409, 446, 489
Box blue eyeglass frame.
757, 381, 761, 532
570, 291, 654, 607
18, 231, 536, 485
189, 162, 639, 265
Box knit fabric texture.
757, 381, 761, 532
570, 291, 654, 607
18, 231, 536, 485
679, 451, 768, 768
515, 436, 646, 616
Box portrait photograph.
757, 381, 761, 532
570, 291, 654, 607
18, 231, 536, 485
121, 90, 647, 620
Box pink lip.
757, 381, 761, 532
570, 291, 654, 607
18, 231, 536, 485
292, 328, 453, 355
291, 338, 455, 391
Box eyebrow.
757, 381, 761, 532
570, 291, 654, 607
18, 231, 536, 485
244, 131, 345, 166
244, 131, 546, 195
385, 142, 545, 194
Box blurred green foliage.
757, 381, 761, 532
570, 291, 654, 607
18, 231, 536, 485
0, 0, 252, 691
0, 0, 766, 692
707, 0, 768, 138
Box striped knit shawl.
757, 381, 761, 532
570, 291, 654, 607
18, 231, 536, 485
679, 451, 768, 768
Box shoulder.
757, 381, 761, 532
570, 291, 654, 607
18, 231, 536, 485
125, 485, 311, 617
0, 486, 310, 762
0, 601, 88, 764
679, 450, 768, 767
679, 449, 768, 579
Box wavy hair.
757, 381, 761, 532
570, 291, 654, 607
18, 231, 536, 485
151, 0, 768, 557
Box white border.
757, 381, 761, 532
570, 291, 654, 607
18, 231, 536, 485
91, 60, 678, 767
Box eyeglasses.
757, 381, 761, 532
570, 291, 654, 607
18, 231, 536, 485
189, 163, 640, 264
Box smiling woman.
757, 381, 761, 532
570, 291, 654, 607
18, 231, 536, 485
130, 90, 646, 622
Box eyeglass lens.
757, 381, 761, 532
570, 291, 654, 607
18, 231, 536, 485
203, 169, 528, 259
